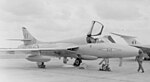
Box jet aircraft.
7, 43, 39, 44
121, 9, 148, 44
0, 21, 140, 70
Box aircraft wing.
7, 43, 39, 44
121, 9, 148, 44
0, 45, 79, 53
0, 43, 80, 61
131, 44, 150, 51
131, 45, 150, 58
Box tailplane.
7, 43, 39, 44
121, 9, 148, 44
111, 33, 140, 45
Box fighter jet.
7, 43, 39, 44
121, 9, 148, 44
0, 21, 140, 70
111, 33, 150, 60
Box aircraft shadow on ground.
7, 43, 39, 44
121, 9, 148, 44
2, 63, 77, 71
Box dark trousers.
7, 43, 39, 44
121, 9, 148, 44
137, 61, 144, 72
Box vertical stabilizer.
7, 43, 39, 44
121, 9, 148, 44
111, 33, 140, 45
22, 27, 38, 45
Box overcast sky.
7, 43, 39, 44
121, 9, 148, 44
0, 0, 150, 48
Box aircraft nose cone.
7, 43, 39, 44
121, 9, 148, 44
129, 47, 139, 57
121, 46, 140, 57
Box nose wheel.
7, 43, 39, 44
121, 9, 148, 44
99, 64, 111, 71
73, 58, 82, 67
37, 62, 46, 68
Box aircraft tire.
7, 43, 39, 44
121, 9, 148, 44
37, 62, 46, 68
73, 58, 82, 67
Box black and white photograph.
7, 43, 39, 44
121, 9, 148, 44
0, 0, 150, 82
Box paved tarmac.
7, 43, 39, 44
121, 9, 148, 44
0, 54, 150, 82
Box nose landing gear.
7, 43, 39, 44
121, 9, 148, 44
99, 58, 111, 71
99, 64, 111, 71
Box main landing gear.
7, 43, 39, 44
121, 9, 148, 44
73, 58, 82, 67
63, 57, 68, 64
37, 62, 46, 68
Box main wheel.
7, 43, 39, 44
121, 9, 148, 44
73, 58, 82, 67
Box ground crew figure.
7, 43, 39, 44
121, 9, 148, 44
136, 50, 144, 73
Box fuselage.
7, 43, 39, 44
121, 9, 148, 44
77, 43, 139, 58
18, 35, 139, 59
21, 42, 139, 59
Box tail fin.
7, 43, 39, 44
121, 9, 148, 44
111, 33, 140, 45
8, 27, 38, 45
22, 27, 38, 45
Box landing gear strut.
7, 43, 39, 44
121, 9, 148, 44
37, 62, 46, 68
73, 58, 82, 67
63, 57, 68, 64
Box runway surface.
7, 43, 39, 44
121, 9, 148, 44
0, 54, 150, 82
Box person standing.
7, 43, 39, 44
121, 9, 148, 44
136, 50, 144, 73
